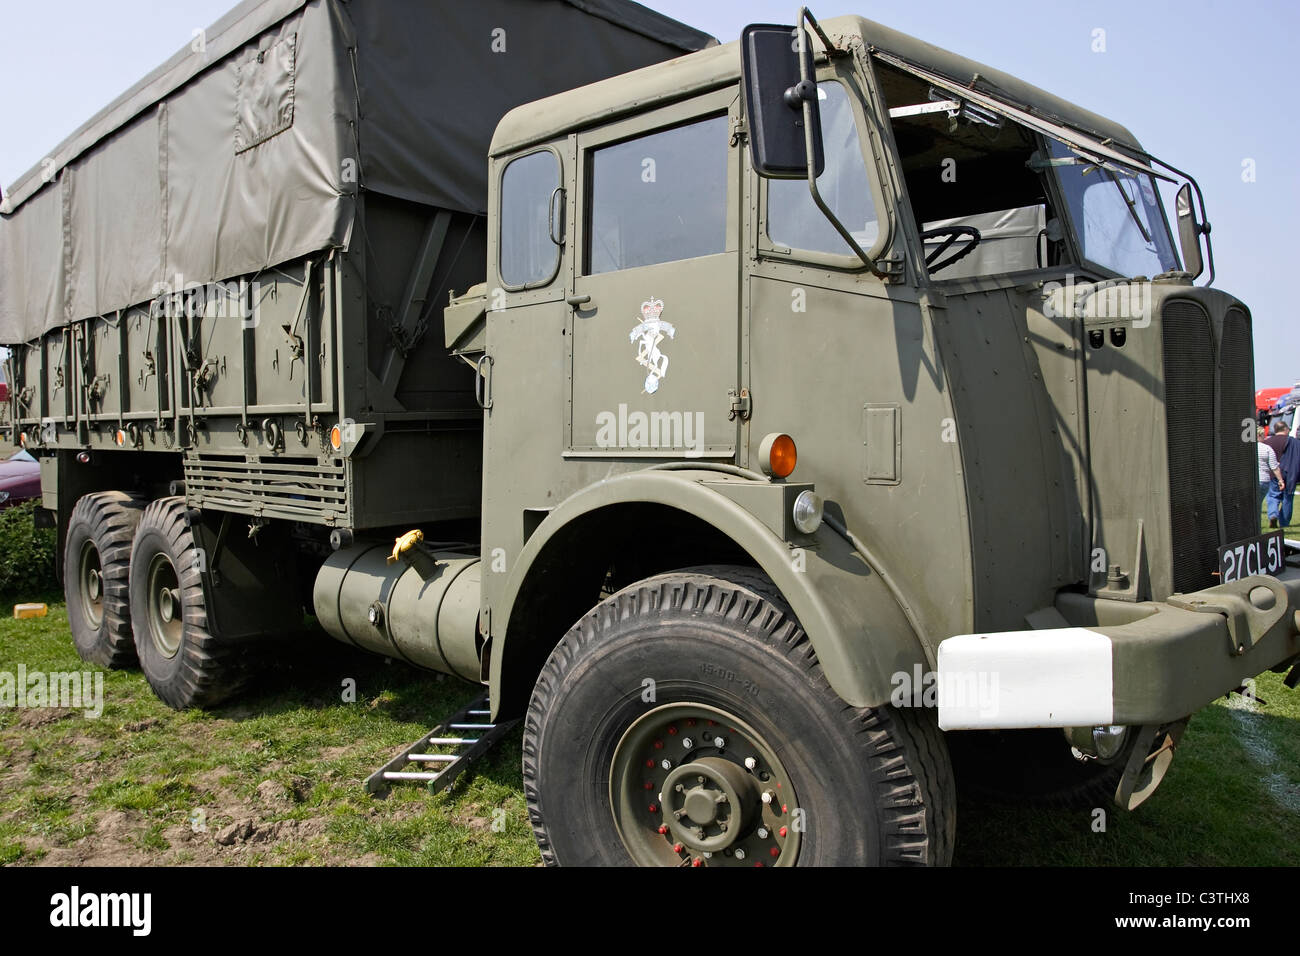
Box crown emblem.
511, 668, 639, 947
629, 296, 675, 394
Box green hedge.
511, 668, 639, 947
0, 500, 57, 598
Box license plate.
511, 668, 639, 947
1218, 530, 1286, 584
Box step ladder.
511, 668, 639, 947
365, 695, 518, 795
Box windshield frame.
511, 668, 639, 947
1044, 137, 1182, 281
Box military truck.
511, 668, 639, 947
3, 1, 1297, 867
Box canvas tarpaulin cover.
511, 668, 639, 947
0, 0, 714, 343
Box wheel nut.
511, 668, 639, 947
735, 848, 746, 860
661, 759, 672, 770
757, 827, 769, 838
761, 790, 775, 804
657, 825, 668, 834
779, 826, 788, 837
673, 843, 683, 853
681, 737, 693, 749
744, 756, 757, 770
713, 736, 725, 748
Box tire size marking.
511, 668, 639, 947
699, 662, 761, 698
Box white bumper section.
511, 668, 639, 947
935, 627, 1114, 730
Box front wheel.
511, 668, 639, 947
523, 566, 955, 866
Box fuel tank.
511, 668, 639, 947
313, 544, 482, 682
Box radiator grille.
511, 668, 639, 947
1220, 307, 1257, 548
183, 453, 347, 525
1162, 301, 1219, 593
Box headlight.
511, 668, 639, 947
792, 490, 823, 534
1092, 724, 1128, 761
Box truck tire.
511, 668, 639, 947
523, 565, 955, 867
64, 491, 145, 669
128, 497, 243, 709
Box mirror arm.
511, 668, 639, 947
1151, 155, 1214, 287
795, 8, 888, 279
798, 6, 848, 58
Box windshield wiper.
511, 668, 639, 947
1102, 168, 1151, 244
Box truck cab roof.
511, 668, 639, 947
491, 14, 1143, 158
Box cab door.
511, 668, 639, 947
567, 89, 741, 459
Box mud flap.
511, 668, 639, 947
1113, 719, 1189, 810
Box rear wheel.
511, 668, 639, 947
524, 566, 955, 867
64, 492, 144, 668
129, 497, 244, 709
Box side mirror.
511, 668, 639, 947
1175, 182, 1206, 279
740, 23, 824, 179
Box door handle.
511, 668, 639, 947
474, 354, 493, 410
566, 294, 591, 309
548, 186, 566, 246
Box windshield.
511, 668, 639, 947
1048, 139, 1178, 278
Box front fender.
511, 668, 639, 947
490, 469, 929, 717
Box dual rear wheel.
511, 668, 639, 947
64, 493, 238, 709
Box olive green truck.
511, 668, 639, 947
2, 0, 1296, 866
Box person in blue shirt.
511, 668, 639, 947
1265, 422, 1300, 529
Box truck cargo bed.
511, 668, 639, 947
0, 0, 713, 531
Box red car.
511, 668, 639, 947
0, 450, 40, 507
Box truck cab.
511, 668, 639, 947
464, 13, 1299, 864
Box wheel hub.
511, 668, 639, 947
609, 702, 802, 866
158, 587, 179, 624
77, 541, 105, 629
662, 757, 758, 853
145, 554, 183, 659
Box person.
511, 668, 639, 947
1265, 421, 1300, 528
1259, 426, 1284, 526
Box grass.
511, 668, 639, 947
0, 598, 539, 867
0, 598, 1296, 866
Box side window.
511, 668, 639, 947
500, 150, 561, 288
767, 81, 878, 256
587, 115, 729, 275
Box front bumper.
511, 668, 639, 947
936, 570, 1300, 730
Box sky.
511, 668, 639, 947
1, 0, 1296, 386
